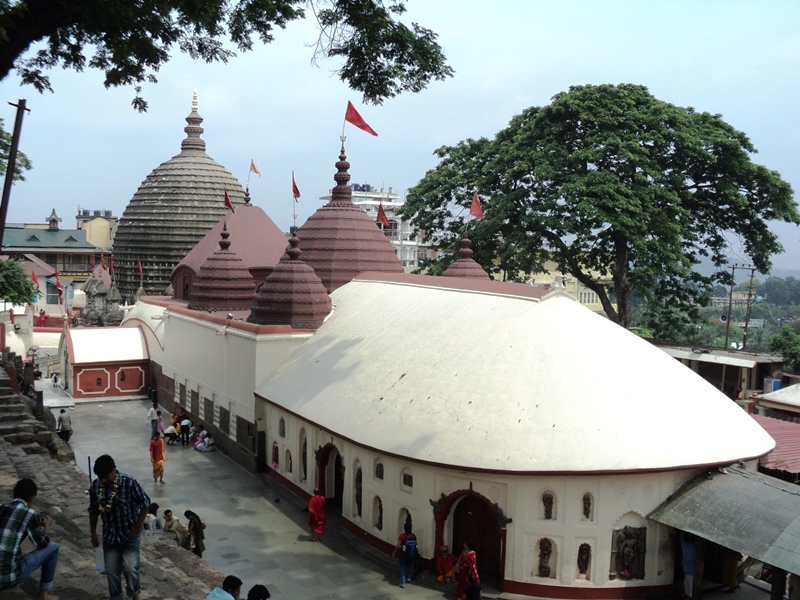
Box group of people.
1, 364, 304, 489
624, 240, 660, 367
0, 454, 218, 600
163, 508, 207, 558
205, 575, 270, 600
391, 524, 481, 600
148, 402, 216, 451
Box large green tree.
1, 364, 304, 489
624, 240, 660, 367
0, 258, 37, 305
0, 0, 453, 110
401, 84, 799, 332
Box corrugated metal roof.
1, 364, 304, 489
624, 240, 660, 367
660, 347, 758, 368
649, 466, 800, 574
657, 345, 785, 368
753, 414, 800, 474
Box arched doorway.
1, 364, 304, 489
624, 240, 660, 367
315, 443, 344, 511
434, 489, 508, 587
453, 495, 503, 579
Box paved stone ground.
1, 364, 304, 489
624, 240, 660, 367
2, 384, 774, 600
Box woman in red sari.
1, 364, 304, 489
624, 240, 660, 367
307, 488, 326, 541
456, 540, 480, 600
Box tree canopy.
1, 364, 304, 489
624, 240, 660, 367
0, 0, 453, 111
0, 258, 37, 305
401, 84, 799, 333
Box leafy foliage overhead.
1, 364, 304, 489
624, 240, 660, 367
401, 84, 799, 331
0, 258, 37, 305
0, 0, 453, 110
0, 117, 32, 181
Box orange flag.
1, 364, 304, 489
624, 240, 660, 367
224, 190, 235, 213
138, 257, 144, 279
376, 203, 390, 227
345, 101, 378, 136
470, 191, 484, 220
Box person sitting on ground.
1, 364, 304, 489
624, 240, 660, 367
0, 478, 60, 600
204, 574, 242, 600
195, 433, 216, 452
162, 509, 189, 548
247, 583, 271, 600
143, 503, 162, 531
436, 544, 458, 583
192, 423, 207, 446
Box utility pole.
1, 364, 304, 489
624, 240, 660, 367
742, 267, 757, 351
723, 264, 755, 351
0, 99, 30, 247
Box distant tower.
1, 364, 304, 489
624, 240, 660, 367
113, 91, 246, 300
296, 145, 402, 292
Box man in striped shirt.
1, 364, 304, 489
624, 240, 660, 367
0, 478, 60, 599
89, 455, 150, 600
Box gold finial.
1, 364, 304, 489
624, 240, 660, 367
192, 88, 198, 112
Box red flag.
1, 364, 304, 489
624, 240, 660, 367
292, 171, 301, 201
31, 271, 39, 287
138, 257, 144, 279
91, 254, 96, 269
470, 191, 485, 220
376, 203, 390, 227
224, 190, 235, 213
345, 101, 378, 136
109, 258, 114, 274
54, 269, 63, 304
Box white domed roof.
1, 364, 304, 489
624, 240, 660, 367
256, 274, 774, 472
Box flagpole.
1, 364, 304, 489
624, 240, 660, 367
292, 189, 297, 231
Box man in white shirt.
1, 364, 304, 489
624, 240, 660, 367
145, 402, 159, 439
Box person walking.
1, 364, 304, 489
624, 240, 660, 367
184, 510, 206, 558
391, 523, 418, 588
88, 455, 150, 600
0, 478, 60, 600
307, 488, 326, 542
56, 409, 72, 443
146, 401, 159, 439
149, 433, 165, 484
457, 541, 480, 600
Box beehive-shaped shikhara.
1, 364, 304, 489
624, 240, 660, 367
113, 92, 246, 300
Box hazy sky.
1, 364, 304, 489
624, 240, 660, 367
2, 1, 799, 272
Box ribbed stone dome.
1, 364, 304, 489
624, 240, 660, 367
295, 145, 403, 293
113, 93, 246, 300
442, 237, 490, 279
248, 234, 332, 329
188, 224, 255, 312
